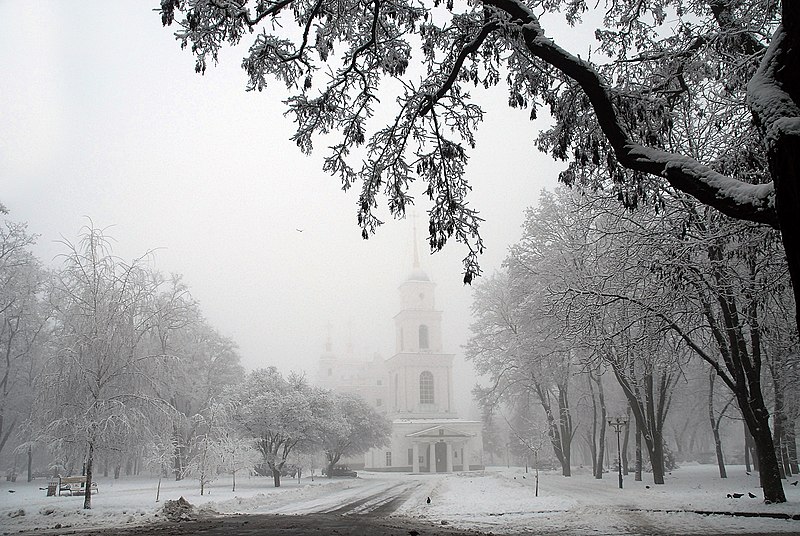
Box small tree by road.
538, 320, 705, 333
231, 368, 322, 487
320, 392, 391, 477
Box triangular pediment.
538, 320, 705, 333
405, 424, 474, 438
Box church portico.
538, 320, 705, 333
405, 423, 477, 473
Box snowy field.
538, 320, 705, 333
1, 464, 799, 535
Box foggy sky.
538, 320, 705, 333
1, 1, 573, 409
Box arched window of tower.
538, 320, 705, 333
420, 371, 434, 404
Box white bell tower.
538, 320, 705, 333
386, 222, 456, 419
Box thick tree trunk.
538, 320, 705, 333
739, 392, 786, 502
595, 377, 607, 480
534, 382, 568, 476
272, 467, 281, 487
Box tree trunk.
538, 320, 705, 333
595, 375, 607, 480
558, 385, 573, 477
83, 442, 94, 510
744, 418, 752, 473
635, 413, 642, 481
27, 445, 32, 483
272, 466, 281, 487
621, 406, 631, 476
787, 423, 799, 474
739, 391, 786, 502
588, 375, 598, 478
533, 382, 567, 476
771, 364, 788, 478
708, 370, 727, 478
782, 440, 793, 477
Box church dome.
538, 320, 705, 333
407, 267, 430, 281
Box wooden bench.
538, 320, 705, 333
47, 476, 98, 496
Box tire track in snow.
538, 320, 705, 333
268, 479, 421, 516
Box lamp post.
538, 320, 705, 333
607, 416, 628, 489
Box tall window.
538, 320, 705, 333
419, 325, 429, 349
420, 371, 434, 404
385, 451, 392, 466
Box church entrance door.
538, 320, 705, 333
435, 442, 447, 472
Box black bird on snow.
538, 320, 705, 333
748, 492, 757, 498
426, 496, 431, 504
791, 481, 798, 486
731, 493, 744, 498
7, 490, 15, 493
745, 471, 751, 475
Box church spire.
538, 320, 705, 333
412, 214, 420, 269
324, 322, 333, 353
406, 213, 431, 282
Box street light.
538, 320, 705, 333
607, 416, 628, 489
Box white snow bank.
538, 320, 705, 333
1, 465, 798, 535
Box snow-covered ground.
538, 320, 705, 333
1, 464, 799, 535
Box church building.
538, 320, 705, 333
316, 244, 484, 473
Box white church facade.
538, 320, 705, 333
316, 254, 484, 473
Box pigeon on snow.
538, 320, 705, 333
426, 496, 431, 504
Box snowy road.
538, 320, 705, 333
3, 466, 800, 535
266, 478, 423, 515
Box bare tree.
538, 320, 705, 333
0, 220, 49, 459
32, 224, 168, 509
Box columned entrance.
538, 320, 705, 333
435, 442, 447, 472
405, 424, 477, 473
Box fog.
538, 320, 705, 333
0, 1, 563, 416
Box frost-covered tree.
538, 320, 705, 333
157, 1, 800, 342
493, 186, 790, 498
467, 271, 575, 476
0, 219, 49, 459
319, 391, 391, 477
32, 224, 169, 509
231, 368, 323, 487
150, 296, 244, 480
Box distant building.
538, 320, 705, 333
316, 240, 483, 473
